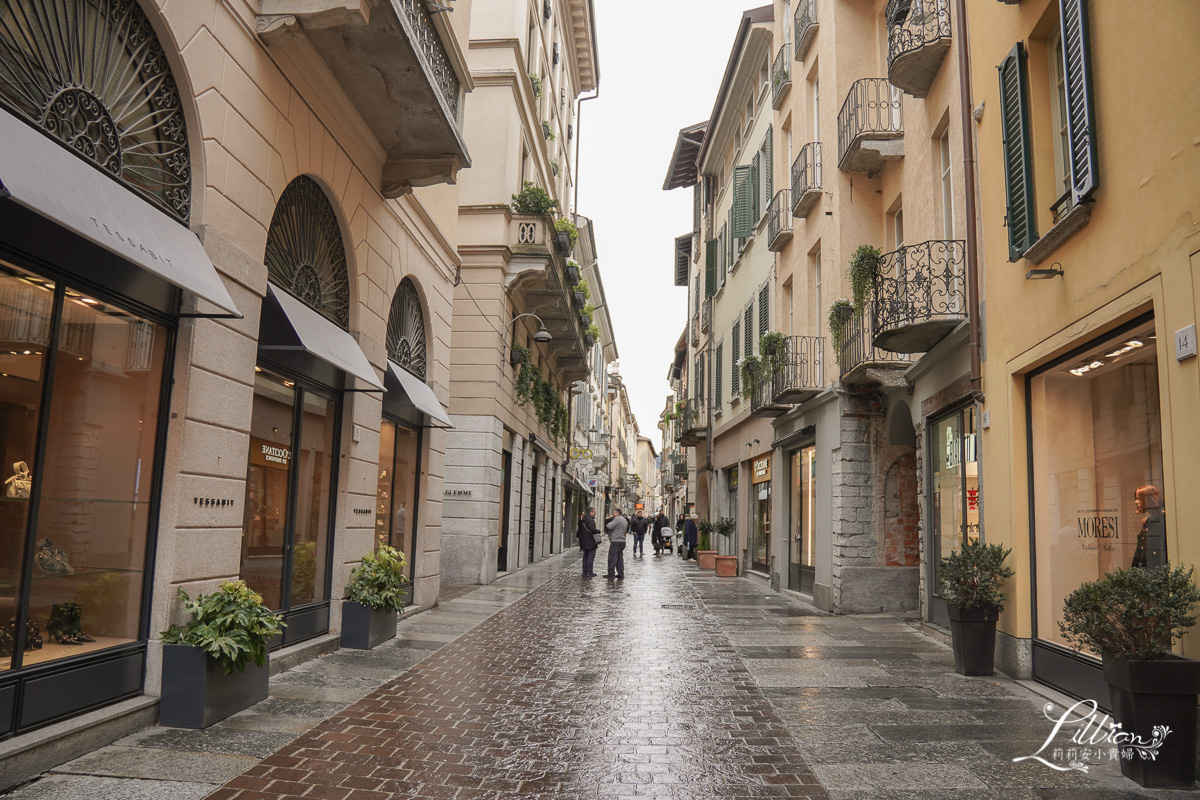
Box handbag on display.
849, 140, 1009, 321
34, 538, 73, 576
4, 461, 30, 499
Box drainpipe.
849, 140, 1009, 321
571, 85, 599, 223
955, 0, 983, 400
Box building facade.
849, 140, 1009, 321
0, 0, 468, 769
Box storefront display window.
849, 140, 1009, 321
0, 261, 168, 669
930, 405, 980, 605
375, 419, 419, 597
789, 446, 816, 593
1030, 319, 1162, 656
751, 456, 771, 573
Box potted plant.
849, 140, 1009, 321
739, 355, 762, 400
528, 72, 542, 98
713, 517, 738, 576
554, 217, 578, 254
937, 538, 1014, 676
159, 581, 284, 728
828, 299, 855, 355
551, 158, 560, 177
342, 545, 409, 649
696, 518, 718, 570
1060, 565, 1200, 788
565, 259, 581, 284
510, 181, 557, 215
541, 121, 554, 141
760, 331, 788, 378
848, 244, 882, 311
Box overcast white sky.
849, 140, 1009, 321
575, 1, 756, 444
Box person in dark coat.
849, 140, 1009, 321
604, 508, 629, 578
683, 513, 699, 561
1132, 486, 1167, 569
576, 507, 600, 577
629, 510, 651, 556
651, 510, 668, 555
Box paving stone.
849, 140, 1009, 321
116, 726, 296, 758
50, 745, 258, 784
5, 775, 213, 800
812, 763, 990, 790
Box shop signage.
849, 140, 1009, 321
261, 444, 289, 465
729, 466, 738, 488
250, 438, 290, 469
752, 456, 771, 484
1076, 508, 1119, 541
445, 489, 472, 497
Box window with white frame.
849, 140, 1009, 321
940, 131, 955, 240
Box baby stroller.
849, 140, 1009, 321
659, 526, 674, 553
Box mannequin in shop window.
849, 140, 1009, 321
1131, 485, 1166, 569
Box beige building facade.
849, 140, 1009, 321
0, 0, 471, 776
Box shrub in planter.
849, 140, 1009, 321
565, 259, 580, 285
511, 181, 557, 215
342, 545, 410, 650
528, 72, 543, 98
160, 581, 284, 728
1060, 565, 1200, 788
937, 539, 1013, 676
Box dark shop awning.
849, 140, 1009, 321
261, 284, 384, 389
386, 361, 453, 428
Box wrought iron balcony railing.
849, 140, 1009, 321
794, 0, 819, 61
837, 78, 904, 173
791, 142, 822, 218
691, 310, 700, 346
772, 42, 792, 109
774, 335, 824, 404
750, 368, 788, 418
767, 190, 793, 252
836, 303, 912, 384
886, 0, 952, 98
678, 398, 707, 446
872, 240, 966, 353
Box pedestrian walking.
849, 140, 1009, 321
576, 507, 600, 577
651, 509, 668, 555
683, 513, 699, 561
629, 510, 650, 556
604, 507, 629, 578
676, 513, 687, 558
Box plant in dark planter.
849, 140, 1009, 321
554, 216, 578, 254
160, 581, 284, 728
541, 121, 554, 141
1060, 565, 1200, 788
565, 259, 580, 285
584, 323, 599, 348
572, 291, 586, 309
759, 331, 787, 379
739, 355, 762, 400
528, 72, 543, 98
937, 538, 1014, 677
342, 545, 409, 650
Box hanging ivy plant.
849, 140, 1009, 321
849, 244, 882, 311
828, 299, 855, 353
739, 355, 762, 400
512, 345, 539, 406
759, 331, 787, 376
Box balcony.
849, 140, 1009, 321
750, 369, 790, 418
767, 190, 793, 252
700, 298, 711, 333
794, 0, 819, 61
872, 240, 967, 353
257, 0, 468, 197
772, 43, 792, 110
690, 309, 700, 347
886, 0, 952, 99
837, 303, 912, 386
791, 143, 822, 218
505, 215, 590, 380
677, 399, 707, 447
837, 79, 904, 174
774, 335, 825, 404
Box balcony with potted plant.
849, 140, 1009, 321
749, 333, 792, 417
256, 0, 469, 197
831, 298, 911, 387
837, 78, 904, 173
886, 0, 952, 99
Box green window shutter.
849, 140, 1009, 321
998, 42, 1037, 261
727, 206, 734, 264
674, 234, 691, 286
758, 285, 769, 338
715, 343, 723, 409
764, 125, 774, 200
1059, 0, 1098, 203
718, 223, 727, 285
705, 238, 718, 297
751, 152, 761, 223
744, 306, 753, 357
731, 322, 741, 395
732, 164, 754, 237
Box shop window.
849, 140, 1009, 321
0, 262, 168, 668
1030, 319, 1162, 656
788, 446, 816, 592
930, 405, 980, 600
375, 419, 419, 599
0, 0, 192, 221
751, 455, 771, 573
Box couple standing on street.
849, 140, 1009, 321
576, 507, 644, 579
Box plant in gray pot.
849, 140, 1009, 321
1060, 565, 1200, 789
341, 545, 409, 650
160, 580, 283, 728
937, 538, 1014, 677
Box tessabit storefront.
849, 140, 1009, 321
0, 0, 241, 734
1027, 316, 1165, 700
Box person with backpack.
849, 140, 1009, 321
651, 509, 669, 555
576, 507, 600, 577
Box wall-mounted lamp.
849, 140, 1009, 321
1026, 261, 1064, 280
502, 313, 552, 365
425, 0, 454, 13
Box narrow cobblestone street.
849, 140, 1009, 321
11, 549, 1198, 800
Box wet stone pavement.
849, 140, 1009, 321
7, 548, 1198, 799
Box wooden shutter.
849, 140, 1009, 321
732, 164, 754, 237
758, 285, 769, 337
715, 343, 723, 409
764, 125, 774, 201
731, 321, 741, 395
744, 306, 753, 357
750, 152, 761, 223
674, 234, 691, 286
1059, 0, 1098, 203
718, 222, 727, 285
727, 206, 735, 264
998, 42, 1037, 261
705, 238, 717, 297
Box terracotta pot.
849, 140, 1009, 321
696, 550, 717, 570
714, 555, 738, 577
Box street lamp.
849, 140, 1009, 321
501, 313, 551, 365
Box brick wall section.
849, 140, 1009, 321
883, 452, 919, 566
